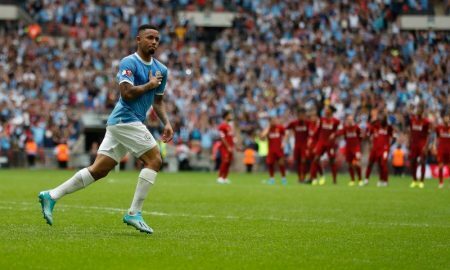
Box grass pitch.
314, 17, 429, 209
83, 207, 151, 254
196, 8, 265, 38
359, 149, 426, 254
0, 169, 449, 269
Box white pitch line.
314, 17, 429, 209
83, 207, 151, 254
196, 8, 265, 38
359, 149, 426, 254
1, 201, 449, 228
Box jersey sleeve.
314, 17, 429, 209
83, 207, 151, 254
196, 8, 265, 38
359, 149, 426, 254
116, 57, 135, 85
218, 124, 226, 138
155, 68, 168, 96
388, 126, 394, 137
334, 119, 340, 131
286, 121, 294, 130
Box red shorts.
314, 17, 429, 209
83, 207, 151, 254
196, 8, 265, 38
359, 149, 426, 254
438, 148, 450, 164
220, 147, 233, 163
314, 142, 336, 159
345, 147, 361, 163
293, 146, 307, 161
369, 149, 388, 163
410, 143, 426, 160
267, 149, 284, 165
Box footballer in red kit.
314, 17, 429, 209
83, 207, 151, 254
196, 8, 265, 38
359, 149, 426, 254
305, 111, 323, 182
261, 116, 287, 185
339, 115, 363, 186
286, 108, 310, 183
408, 107, 431, 188
309, 106, 340, 185
435, 112, 450, 188
217, 111, 235, 184
364, 114, 394, 187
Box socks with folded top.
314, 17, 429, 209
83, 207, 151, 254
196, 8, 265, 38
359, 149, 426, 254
49, 168, 95, 200
128, 168, 157, 216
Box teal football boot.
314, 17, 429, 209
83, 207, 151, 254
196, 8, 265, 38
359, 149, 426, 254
123, 212, 153, 234
38, 191, 56, 226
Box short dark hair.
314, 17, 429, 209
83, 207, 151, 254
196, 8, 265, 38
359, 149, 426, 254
223, 111, 231, 119
138, 24, 159, 33
297, 107, 306, 114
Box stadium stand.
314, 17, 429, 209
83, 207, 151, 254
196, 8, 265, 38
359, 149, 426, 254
0, 0, 448, 169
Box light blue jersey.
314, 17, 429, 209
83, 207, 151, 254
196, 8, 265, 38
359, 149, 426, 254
107, 53, 168, 125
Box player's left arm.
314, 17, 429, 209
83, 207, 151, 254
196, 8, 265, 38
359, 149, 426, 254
152, 69, 173, 143
153, 94, 173, 143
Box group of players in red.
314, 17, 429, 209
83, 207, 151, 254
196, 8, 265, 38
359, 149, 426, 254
216, 106, 450, 188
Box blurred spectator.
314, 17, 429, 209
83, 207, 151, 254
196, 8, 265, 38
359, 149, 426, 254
243, 147, 256, 173
55, 141, 69, 169
25, 137, 38, 167
392, 144, 406, 176
176, 141, 191, 171
0, 0, 448, 168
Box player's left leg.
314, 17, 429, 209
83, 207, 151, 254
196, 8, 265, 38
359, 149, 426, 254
438, 162, 444, 188
381, 153, 389, 187
266, 153, 275, 185
123, 146, 162, 234
409, 150, 418, 187
278, 155, 287, 185
418, 153, 427, 188
294, 148, 303, 183
364, 151, 376, 185
346, 152, 355, 186
328, 147, 337, 184
222, 153, 233, 184
217, 150, 231, 184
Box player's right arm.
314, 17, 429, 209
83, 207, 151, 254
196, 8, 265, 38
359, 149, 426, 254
120, 72, 162, 101
117, 58, 162, 101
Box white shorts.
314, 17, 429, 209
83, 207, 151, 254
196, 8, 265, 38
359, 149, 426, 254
98, 122, 158, 162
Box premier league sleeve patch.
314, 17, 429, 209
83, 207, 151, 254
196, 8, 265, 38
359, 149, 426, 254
121, 70, 133, 77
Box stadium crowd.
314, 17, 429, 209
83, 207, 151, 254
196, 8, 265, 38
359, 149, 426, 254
0, 0, 448, 169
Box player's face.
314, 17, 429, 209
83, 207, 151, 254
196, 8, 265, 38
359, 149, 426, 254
270, 117, 278, 126
297, 111, 305, 120
226, 113, 233, 122
444, 115, 450, 125
346, 115, 354, 125
416, 109, 424, 117
325, 107, 332, 117
137, 29, 160, 55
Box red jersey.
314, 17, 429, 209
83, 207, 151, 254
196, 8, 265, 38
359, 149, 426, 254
368, 122, 394, 151
218, 122, 234, 149
409, 116, 430, 146
341, 124, 362, 151
267, 125, 285, 153
286, 120, 309, 148
315, 117, 340, 144
436, 125, 450, 150
308, 120, 319, 144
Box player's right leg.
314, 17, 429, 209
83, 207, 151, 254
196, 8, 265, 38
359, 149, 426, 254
409, 152, 418, 188
310, 145, 324, 185
277, 156, 287, 185
39, 154, 117, 225
363, 151, 376, 186
217, 149, 229, 184
266, 153, 275, 185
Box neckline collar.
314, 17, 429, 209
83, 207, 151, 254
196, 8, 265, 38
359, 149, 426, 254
134, 52, 153, 65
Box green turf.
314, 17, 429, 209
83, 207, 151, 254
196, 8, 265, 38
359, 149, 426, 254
0, 169, 449, 270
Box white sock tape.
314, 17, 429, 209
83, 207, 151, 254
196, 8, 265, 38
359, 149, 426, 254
139, 168, 157, 184
80, 168, 95, 187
